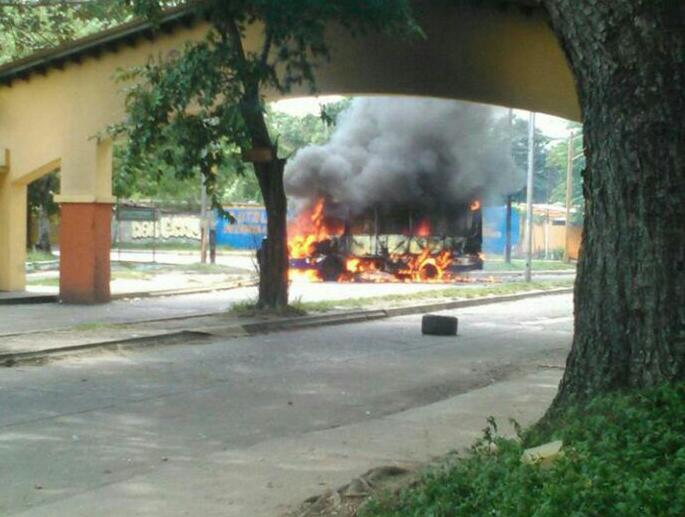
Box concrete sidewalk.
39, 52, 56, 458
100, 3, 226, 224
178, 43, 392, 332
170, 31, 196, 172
9, 368, 562, 517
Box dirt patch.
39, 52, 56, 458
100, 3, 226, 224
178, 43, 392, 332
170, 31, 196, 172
284, 465, 419, 517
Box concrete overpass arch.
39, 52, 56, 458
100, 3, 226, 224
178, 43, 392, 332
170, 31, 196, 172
0, 2, 579, 302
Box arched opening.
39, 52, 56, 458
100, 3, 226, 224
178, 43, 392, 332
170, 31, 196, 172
0, 159, 61, 297
24, 169, 60, 295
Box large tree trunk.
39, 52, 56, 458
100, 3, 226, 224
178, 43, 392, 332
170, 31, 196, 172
223, 18, 290, 309
543, 1, 685, 409
254, 159, 289, 309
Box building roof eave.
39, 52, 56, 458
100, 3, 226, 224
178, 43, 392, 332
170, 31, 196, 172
0, 7, 197, 87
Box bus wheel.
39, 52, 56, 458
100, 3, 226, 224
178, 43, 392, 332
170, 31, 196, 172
420, 263, 439, 281
320, 255, 344, 282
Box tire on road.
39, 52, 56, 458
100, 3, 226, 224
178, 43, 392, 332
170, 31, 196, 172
421, 314, 458, 336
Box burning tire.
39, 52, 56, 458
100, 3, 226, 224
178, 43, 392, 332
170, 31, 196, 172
319, 255, 344, 282
419, 263, 439, 281
421, 314, 458, 336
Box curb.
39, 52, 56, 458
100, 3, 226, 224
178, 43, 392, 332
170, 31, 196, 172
1, 330, 210, 366
383, 287, 574, 316
229, 287, 574, 334
25, 259, 60, 272
1, 287, 573, 366
0, 293, 58, 305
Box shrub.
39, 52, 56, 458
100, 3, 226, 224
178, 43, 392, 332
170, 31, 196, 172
363, 383, 685, 517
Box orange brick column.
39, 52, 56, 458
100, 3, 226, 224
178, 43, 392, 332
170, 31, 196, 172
59, 202, 112, 304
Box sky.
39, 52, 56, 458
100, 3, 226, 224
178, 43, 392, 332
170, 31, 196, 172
271, 96, 575, 139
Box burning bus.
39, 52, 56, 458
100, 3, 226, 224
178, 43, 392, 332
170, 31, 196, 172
288, 198, 483, 282
283, 97, 519, 283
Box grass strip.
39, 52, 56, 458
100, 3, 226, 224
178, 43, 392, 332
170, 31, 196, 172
227, 280, 573, 317
25, 250, 57, 263
483, 259, 576, 271
295, 280, 574, 313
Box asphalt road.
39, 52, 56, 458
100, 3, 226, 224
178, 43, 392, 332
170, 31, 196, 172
0, 293, 572, 516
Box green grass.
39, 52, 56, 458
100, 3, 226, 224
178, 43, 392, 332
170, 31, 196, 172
227, 298, 307, 318
113, 261, 249, 275
26, 276, 59, 286
27, 270, 150, 286
71, 322, 118, 331
363, 383, 685, 517
483, 259, 576, 271
169, 262, 250, 274
27, 261, 251, 287
26, 250, 57, 263
215, 280, 573, 318
112, 270, 153, 280
296, 280, 574, 313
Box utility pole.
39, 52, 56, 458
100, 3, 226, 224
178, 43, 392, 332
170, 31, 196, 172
563, 130, 576, 263
505, 195, 512, 263
209, 209, 216, 265
505, 108, 513, 263
524, 111, 535, 282
200, 175, 208, 264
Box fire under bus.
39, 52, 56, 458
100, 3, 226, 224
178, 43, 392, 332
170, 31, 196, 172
288, 199, 483, 283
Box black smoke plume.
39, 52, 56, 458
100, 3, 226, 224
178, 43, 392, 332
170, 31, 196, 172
284, 97, 522, 216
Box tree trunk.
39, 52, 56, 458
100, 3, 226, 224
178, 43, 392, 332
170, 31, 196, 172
254, 159, 289, 309
26, 206, 34, 250
221, 18, 290, 309
37, 204, 51, 253
543, 1, 685, 409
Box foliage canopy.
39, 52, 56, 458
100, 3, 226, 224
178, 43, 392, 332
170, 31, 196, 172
0, 0, 130, 64
113, 0, 419, 212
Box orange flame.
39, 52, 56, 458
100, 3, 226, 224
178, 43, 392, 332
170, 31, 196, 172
289, 268, 322, 282
414, 217, 432, 237
287, 197, 491, 285
289, 198, 340, 259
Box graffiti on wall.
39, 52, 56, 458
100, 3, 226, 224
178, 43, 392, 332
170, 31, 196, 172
130, 215, 201, 240
118, 207, 269, 248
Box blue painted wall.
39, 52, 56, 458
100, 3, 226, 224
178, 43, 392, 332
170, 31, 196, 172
215, 207, 266, 249
482, 206, 520, 255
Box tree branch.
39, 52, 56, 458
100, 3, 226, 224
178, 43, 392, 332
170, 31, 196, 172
259, 27, 272, 68
223, 17, 250, 88
221, 16, 272, 150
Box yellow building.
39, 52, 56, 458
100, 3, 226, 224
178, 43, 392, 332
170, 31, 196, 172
0, 4, 579, 302
518, 204, 582, 260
